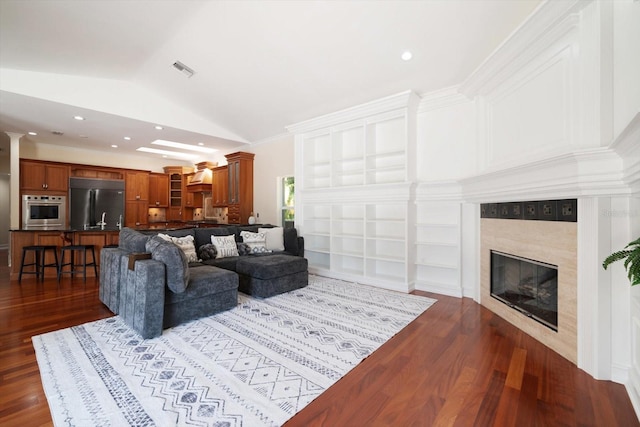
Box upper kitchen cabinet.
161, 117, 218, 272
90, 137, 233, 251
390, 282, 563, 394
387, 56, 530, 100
20, 159, 69, 193
226, 152, 254, 224
148, 172, 169, 207
212, 166, 228, 206
125, 171, 149, 202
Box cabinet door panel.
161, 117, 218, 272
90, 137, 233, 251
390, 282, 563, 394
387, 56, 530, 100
45, 164, 70, 192
20, 161, 47, 191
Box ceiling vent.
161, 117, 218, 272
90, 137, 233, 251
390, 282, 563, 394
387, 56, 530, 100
51, 130, 64, 136
172, 61, 195, 78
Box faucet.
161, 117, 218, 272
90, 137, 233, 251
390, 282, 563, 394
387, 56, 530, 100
97, 212, 107, 229
116, 214, 123, 230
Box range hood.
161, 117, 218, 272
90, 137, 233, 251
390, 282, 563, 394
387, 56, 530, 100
187, 161, 216, 192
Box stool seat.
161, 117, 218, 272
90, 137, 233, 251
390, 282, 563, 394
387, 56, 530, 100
58, 245, 98, 281
19, 245, 59, 282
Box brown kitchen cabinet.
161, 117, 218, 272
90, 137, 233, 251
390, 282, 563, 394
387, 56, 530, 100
148, 172, 169, 207
226, 152, 254, 224
125, 200, 149, 227
163, 166, 195, 221
125, 171, 150, 227
212, 166, 228, 206
125, 171, 149, 201
20, 160, 69, 193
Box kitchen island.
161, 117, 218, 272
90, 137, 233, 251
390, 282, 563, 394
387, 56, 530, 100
8, 220, 236, 281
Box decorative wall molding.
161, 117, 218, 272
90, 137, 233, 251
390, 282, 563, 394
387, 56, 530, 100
459, 147, 628, 202
415, 180, 463, 201
286, 90, 420, 134
610, 113, 640, 194
417, 85, 470, 114
460, 0, 588, 97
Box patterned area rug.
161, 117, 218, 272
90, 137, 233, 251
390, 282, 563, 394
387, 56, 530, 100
33, 275, 436, 426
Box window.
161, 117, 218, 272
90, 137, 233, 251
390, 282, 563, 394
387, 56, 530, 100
281, 176, 295, 228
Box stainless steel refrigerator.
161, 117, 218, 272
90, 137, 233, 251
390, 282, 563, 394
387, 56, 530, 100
69, 177, 125, 230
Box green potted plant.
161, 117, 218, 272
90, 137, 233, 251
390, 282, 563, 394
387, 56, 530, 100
603, 237, 640, 286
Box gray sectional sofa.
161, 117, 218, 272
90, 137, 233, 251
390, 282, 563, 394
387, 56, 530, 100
100, 225, 307, 339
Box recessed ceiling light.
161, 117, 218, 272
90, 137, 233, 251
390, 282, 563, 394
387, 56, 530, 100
111, 144, 118, 148
401, 51, 413, 61
155, 125, 163, 130
197, 142, 204, 146
137, 147, 199, 160
74, 115, 85, 121
28, 131, 37, 136
123, 136, 131, 140
151, 139, 216, 153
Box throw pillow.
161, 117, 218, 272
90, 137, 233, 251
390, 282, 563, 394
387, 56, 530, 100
259, 227, 285, 251
211, 235, 239, 258
240, 230, 271, 254
198, 243, 217, 261
158, 233, 199, 263
236, 242, 251, 256
145, 236, 189, 294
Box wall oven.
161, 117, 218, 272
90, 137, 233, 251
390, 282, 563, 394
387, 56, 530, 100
22, 195, 67, 229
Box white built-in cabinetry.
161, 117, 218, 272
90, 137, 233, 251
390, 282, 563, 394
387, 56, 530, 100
290, 91, 418, 292
414, 201, 462, 296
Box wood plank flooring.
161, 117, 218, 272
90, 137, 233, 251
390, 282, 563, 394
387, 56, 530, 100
0, 249, 637, 426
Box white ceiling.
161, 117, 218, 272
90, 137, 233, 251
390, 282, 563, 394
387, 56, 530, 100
0, 0, 541, 161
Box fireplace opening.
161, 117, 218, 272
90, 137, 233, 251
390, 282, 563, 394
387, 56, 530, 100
490, 250, 558, 331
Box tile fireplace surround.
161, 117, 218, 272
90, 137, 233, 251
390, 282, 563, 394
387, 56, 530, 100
481, 217, 577, 363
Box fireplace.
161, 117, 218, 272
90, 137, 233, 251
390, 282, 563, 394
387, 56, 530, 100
480, 199, 577, 364
490, 250, 558, 331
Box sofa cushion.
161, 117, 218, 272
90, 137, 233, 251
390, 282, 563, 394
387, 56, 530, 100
164, 266, 238, 304
158, 233, 199, 263
202, 256, 240, 271
236, 254, 308, 280
119, 227, 150, 253
283, 227, 299, 255
212, 235, 239, 258
259, 227, 285, 251
146, 235, 189, 293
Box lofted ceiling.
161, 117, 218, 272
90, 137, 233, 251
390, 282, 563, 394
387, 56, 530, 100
0, 0, 541, 162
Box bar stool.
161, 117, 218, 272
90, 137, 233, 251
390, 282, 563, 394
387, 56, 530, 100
19, 245, 43, 282
58, 245, 98, 281
19, 245, 59, 282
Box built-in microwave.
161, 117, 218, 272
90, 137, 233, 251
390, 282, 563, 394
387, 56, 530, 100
22, 195, 66, 230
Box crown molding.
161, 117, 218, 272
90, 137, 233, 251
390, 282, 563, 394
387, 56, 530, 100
286, 91, 420, 134
460, 0, 588, 98
417, 85, 470, 114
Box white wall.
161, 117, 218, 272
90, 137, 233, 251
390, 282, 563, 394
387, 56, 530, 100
416, 99, 477, 181
19, 140, 181, 172
613, 0, 640, 139
246, 134, 295, 226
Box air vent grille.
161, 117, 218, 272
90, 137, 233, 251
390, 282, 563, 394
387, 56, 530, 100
172, 61, 195, 78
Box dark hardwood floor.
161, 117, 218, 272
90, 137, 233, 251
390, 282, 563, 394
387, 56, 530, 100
0, 249, 637, 426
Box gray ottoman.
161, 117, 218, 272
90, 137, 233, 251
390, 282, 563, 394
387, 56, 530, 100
236, 254, 308, 298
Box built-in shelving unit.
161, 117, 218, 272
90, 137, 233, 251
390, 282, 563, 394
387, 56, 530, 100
414, 201, 462, 296
290, 91, 419, 292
